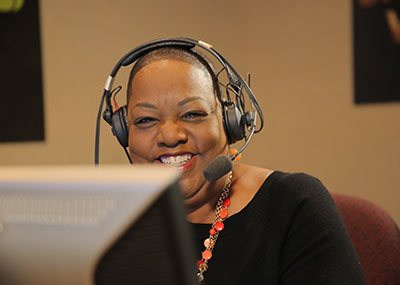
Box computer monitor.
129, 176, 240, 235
0, 165, 197, 285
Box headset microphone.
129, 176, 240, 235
203, 114, 256, 182
203, 155, 233, 182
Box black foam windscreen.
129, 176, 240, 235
203, 154, 233, 182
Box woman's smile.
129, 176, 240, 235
155, 152, 196, 172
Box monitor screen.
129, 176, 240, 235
0, 165, 197, 285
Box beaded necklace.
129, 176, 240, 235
196, 171, 233, 283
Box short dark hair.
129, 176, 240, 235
126, 47, 221, 103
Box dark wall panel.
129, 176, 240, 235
353, 0, 400, 104
0, 0, 45, 142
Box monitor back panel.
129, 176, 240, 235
0, 165, 196, 285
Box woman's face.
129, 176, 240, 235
127, 59, 228, 200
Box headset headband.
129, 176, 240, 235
103, 37, 262, 129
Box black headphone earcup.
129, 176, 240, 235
222, 102, 245, 144
111, 105, 129, 148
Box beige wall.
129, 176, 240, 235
1, 1, 399, 224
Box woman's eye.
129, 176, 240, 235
134, 117, 157, 127
182, 111, 207, 120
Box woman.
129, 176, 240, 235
125, 45, 366, 284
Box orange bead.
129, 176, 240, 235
209, 228, 216, 235
202, 250, 212, 260
197, 260, 204, 268
215, 221, 224, 231
204, 238, 210, 248
223, 198, 231, 207
220, 208, 228, 219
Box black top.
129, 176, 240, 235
191, 171, 366, 284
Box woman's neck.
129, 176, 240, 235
187, 163, 274, 223
185, 172, 231, 223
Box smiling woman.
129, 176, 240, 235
99, 38, 366, 284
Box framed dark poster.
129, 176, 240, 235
353, 0, 400, 104
0, 0, 45, 142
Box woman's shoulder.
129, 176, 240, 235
261, 171, 339, 226
269, 170, 332, 203
242, 170, 334, 217
230, 164, 335, 219
233, 163, 329, 198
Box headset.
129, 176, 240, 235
95, 37, 264, 180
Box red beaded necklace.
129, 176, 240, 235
196, 171, 233, 283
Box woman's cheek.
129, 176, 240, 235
128, 130, 154, 163
197, 121, 227, 152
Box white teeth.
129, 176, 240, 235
160, 154, 192, 165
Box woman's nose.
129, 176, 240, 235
156, 120, 188, 148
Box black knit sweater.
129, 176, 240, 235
191, 171, 366, 284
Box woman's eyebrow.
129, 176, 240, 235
177, 96, 206, 106
134, 102, 157, 110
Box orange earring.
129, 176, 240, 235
229, 149, 242, 161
